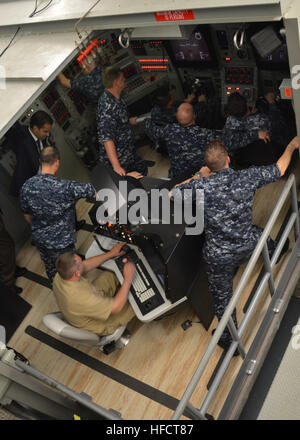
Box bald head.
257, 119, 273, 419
176, 103, 195, 127
40, 146, 60, 166
40, 145, 60, 175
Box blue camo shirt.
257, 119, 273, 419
96, 90, 146, 172
71, 66, 104, 107
97, 90, 134, 165
151, 105, 177, 124
225, 113, 271, 133
20, 174, 95, 249
172, 164, 281, 259
145, 119, 259, 177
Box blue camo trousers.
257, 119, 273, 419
37, 243, 76, 285
204, 237, 276, 345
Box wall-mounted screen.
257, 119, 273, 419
164, 25, 217, 69
259, 43, 289, 69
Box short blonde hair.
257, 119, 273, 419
56, 252, 79, 280
102, 66, 122, 89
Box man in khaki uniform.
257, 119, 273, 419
53, 242, 135, 336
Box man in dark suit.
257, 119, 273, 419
10, 111, 53, 197
0, 208, 27, 295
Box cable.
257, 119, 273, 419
0, 0, 53, 59
74, 0, 102, 40
0, 26, 21, 58
29, 0, 54, 17
29, 0, 38, 17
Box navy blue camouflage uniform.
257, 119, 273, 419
97, 90, 148, 175
172, 164, 281, 345
150, 105, 177, 124
145, 119, 260, 178
225, 113, 285, 167
266, 103, 291, 146
150, 105, 177, 154
225, 113, 271, 133
71, 66, 104, 108
20, 174, 95, 283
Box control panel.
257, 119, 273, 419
95, 222, 135, 244
223, 65, 257, 104
10, 29, 184, 176
94, 31, 183, 105
211, 24, 258, 111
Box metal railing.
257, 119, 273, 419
172, 173, 300, 420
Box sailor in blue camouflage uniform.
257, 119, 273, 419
171, 137, 298, 349
150, 87, 178, 125
151, 103, 177, 125
225, 91, 271, 132
57, 59, 104, 108
20, 146, 96, 284
145, 102, 269, 178
225, 92, 287, 167
256, 92, 295, 146
97, 66, 148, 176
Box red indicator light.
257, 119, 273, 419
138, 59, 169, 63
285, 88, 292, 98
141, 66, 168, 69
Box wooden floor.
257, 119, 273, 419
7, 145, 300, 420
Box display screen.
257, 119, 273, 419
256, 42, 289, 70
121, 63, 138, 79
216, 30, 229, 50
165, 26, 217, 68
262, 43, 288, 64
170, 31, 212, 62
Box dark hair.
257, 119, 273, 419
153, 87, 170, 108
204, 140, 228, 172
226, 92, 247, 118
40, 146, 60, 165
56, 252, 79, 280
30, 110, 53, 129
102, 66, 122, 89
255, 96, 270, 114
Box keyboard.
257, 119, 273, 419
114, 251, 165, 316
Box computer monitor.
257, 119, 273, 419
89, 162, 128, 224
247, 21, 289, 71
164, 25, 217, 69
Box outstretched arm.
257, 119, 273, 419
111, 260, 135, 314
57, 72, 71, 89
221, 127, 269, 151
82, 242, 126, 273
276, 136, 299, 176
144, 118, 168, 141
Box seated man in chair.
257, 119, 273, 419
53, 242, 135, 337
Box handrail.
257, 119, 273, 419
15, 359, 122, 420
172, 174, 300, 420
